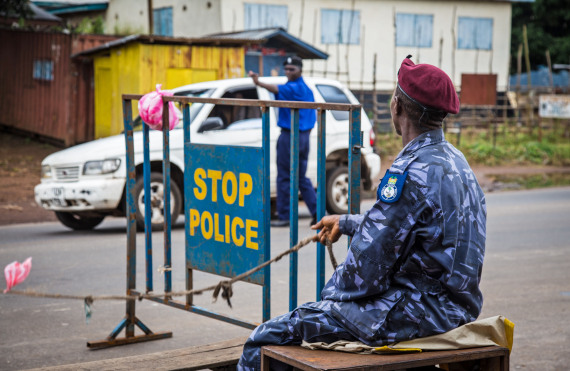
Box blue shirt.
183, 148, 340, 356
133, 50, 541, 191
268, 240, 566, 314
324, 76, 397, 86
320, 129, 487, 345
276, 76, 316, 131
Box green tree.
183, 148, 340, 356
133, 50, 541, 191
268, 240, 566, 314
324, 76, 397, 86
75, 16, 105, 34
0, 0, 33, 19
511, 0, 570, 74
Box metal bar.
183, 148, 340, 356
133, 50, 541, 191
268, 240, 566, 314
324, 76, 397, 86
183, 103, 193, 306
107, 317, 127, 339
162, 95, 361, 111
162, 100, 172, 294
123, 94, 144, 100
316, 109, 326, 299
143, 121, 153, 293
125, 93, 361, 113
135, 317, 153, 335
136, 292, 258, 330
261, 106, 271, 322
124, 94, 361, 111
348, 107, 361, 217
289, 109, 299, 311
122, 98, 137, 338
87, 332, 173, 349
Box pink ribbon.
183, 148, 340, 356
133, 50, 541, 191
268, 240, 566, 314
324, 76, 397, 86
4, 257, 32, 293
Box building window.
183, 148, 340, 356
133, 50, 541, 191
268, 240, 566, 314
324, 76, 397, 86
33, 60, 54, 81
395, 13, 433, 48
244, 3, 288, 30
458, 17, 493, 50
153, 7, 173, 36
321, 9, 360, 45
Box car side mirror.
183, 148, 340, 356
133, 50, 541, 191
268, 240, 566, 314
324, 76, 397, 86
198, 117, 224, 133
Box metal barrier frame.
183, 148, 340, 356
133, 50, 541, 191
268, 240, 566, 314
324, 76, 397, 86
88, 95, 362, 348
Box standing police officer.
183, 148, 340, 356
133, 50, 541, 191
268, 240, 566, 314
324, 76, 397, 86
249, 56, 318, 227
238, 56, 486, 371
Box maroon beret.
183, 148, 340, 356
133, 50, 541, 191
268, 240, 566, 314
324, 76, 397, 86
398, 56, 460, 114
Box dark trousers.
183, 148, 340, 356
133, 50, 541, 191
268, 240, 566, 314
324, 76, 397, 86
276, 130, 317, 220
237, 301, 357, 370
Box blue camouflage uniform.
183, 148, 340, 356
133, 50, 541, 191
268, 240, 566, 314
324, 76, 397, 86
238, 128, 487, 370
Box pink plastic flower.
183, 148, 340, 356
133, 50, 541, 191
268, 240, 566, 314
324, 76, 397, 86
4, 257, 32, 293
138, 84, 179, 131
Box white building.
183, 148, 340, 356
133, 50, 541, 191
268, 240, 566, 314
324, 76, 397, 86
103, 0, 529, 92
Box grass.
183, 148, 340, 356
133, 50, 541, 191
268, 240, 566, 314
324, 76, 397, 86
375, 123, 570, 167
490, 173, 570, 190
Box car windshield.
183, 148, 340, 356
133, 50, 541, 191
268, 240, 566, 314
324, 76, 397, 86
133, 88, 214, 130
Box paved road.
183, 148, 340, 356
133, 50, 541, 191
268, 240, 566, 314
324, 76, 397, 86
0, 187, 569, 370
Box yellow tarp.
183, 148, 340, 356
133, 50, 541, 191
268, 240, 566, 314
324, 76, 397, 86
302, 315, 514, 355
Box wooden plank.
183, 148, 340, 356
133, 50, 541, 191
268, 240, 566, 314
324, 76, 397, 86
32, 337, 247, 371
261, 345, 509, 371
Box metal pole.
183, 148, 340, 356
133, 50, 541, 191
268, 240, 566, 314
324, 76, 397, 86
143, 121, 153, 293
122, 98, 137, 337
348, 107, 362, 218
289, 109, 299, 311
183, 103, 193, 306
162, 101, 172, 295
316, 109, 326, 298
262, 106, 271, 321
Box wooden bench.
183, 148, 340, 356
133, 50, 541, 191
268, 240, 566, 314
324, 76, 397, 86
261, 345, 509, 371
33, 337, 247, 371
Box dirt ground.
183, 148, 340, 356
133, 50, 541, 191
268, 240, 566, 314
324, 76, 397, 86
1, 131, 569, 227
0, 132, 59, 225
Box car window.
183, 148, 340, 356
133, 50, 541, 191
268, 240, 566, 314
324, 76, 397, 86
174, 88, 214, 128
225, 118, 262, 131
203, 88, 261, 132
315, 84, 351, 121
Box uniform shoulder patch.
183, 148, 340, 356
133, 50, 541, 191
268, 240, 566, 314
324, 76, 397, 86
377, 170, 408, 203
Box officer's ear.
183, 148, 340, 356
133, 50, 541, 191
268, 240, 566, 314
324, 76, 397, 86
393, 95, 403, 116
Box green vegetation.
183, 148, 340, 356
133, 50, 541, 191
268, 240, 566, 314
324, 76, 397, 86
113, 24, 145, 36
491, 173, 570, 191
74, 16, 105, 34
375, 124, 570, 167
0, 0, 33, 19
510, 0, 570, 73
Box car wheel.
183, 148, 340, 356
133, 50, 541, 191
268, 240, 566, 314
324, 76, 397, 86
134, 173, 182, 231
326, 166, 349, 214
55, 212, 105, 230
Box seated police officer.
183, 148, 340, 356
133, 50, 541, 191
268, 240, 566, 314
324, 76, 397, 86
238, 55, 486, 371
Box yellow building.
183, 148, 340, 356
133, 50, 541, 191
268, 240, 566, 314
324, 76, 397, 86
74, 35, 247, 138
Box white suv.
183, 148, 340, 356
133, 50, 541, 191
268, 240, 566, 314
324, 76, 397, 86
35, 77, 381, 230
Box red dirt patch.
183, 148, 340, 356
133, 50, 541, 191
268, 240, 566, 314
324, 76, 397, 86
0, 132, 58, 225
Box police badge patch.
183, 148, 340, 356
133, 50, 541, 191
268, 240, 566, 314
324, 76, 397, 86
377, 170, 408, 203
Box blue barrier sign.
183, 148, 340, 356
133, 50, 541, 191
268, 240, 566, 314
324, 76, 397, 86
186, 143, 266, 285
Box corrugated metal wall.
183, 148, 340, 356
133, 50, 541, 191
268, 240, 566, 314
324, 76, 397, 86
71, 34, 117, 56
0, 30, 72, 144
94, 43, 244, 138
0, 30, 117, 146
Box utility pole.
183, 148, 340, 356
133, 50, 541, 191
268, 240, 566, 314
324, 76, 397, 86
148, 0, 153, 35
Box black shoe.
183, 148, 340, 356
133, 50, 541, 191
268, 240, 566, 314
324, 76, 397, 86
271, 219, 289, 227
310, 215, 317, 226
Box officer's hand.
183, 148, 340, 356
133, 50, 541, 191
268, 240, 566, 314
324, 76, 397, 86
311, 215, 342, 245
248, 70, 259, 83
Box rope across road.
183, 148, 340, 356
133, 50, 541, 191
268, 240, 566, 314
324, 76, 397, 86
4, 237, 338, 309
